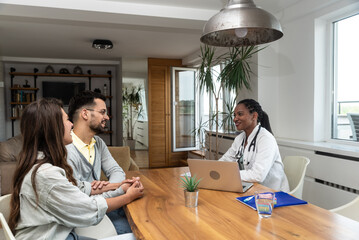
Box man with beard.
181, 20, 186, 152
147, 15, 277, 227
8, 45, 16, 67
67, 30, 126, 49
66, 90, 140, 234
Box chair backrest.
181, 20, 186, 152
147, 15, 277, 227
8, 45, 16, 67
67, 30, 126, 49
347, 113, 359, 141
108, 146, 132, 171
330, 196, 359, 222
282, 156, 310, 199
0, 194, 11, 222
0, 194, 15, 240
101, 146, 139, 180
0, 213, 16, 240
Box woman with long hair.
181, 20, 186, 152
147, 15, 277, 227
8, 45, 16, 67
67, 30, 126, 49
219, 99, 289, 191
8, 98, 144, 240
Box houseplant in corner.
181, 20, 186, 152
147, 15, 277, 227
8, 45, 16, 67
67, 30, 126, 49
180, 174, 201, 207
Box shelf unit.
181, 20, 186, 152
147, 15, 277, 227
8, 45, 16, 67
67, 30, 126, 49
9, 68, 114, 145
10, 86, 39, 121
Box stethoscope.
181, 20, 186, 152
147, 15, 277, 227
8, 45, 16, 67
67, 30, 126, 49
235, 125, 261, 170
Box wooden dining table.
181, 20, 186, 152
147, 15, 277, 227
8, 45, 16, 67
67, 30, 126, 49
124, 167, 359, 240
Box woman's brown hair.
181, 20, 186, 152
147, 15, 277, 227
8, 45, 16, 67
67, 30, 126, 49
8, 98, 77, 233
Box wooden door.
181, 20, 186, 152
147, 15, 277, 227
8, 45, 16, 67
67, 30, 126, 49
148, 58, 187, 168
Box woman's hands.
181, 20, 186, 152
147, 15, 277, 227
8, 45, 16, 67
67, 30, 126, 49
120, 177, 140, 192
125, 180, 144, 200
105, 177, 144, 212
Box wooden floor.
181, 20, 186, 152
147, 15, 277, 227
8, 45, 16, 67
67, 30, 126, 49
130, 150, 149, 169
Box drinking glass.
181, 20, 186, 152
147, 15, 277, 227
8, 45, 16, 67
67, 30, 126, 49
255, 192, 275, 218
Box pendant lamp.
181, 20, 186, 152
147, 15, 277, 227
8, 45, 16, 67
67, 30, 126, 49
200, 0, 283, 46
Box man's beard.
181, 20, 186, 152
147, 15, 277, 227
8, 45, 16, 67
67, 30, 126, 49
89, 120, 106, 134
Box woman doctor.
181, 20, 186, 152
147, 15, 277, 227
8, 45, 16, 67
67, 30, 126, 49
219, 99, 289, 191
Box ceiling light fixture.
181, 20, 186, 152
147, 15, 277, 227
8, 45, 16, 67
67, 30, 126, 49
200, 0, 283, 46
92, 39, 113, 49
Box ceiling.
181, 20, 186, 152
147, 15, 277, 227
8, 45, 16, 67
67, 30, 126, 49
0, 0, 302, 62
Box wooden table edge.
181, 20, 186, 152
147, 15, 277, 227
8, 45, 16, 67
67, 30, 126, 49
124, 205, 145, 240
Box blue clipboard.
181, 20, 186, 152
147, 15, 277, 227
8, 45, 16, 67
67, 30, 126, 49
236, 191, 308, 211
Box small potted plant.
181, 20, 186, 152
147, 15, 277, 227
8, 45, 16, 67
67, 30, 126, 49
180, 174, 201, 207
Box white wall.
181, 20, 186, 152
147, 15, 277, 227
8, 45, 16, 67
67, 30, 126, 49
259, 12, 315, 141
115, 61, 123, 146
237, 53, 258, 102
258, 0, 359, 208
0, 61, 5, 141
259, 0, 359, 142
258, 42, 280, 133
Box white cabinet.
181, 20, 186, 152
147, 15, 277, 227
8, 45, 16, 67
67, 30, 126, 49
135, 121, 148, 147
205, 131, 239, 159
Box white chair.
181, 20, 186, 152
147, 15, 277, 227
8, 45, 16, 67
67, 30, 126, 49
75, 215, 118, 239
0, 212, 15, 240
0, 194, 15, 240
347, 113, 359, 141
0, 194, 11, 221
282, 156, 310, 199
330, 196, 359, 222
100, 233, 137, 240
0, 213, 16, 240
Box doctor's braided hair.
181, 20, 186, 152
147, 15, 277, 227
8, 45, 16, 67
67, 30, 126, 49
237, 99, 273, 134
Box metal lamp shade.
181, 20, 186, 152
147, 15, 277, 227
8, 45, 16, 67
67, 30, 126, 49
200, 0, 283, 46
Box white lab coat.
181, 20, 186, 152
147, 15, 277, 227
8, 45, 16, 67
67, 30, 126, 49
219, 125, 289, 191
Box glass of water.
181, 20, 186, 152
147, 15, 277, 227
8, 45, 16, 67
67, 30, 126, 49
255, 192, 275, 218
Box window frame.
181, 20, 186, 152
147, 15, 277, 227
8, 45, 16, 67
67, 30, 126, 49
171, 66, 198, 152
327, 11, 359, 145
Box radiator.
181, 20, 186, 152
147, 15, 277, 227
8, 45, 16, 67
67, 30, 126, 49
279, 145, 359, 209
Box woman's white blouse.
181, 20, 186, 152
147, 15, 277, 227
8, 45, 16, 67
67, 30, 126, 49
219, 125, 290, 191
15, 163, 108, 240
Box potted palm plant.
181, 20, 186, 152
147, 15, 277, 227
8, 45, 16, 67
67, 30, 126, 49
197, 44, 262, 159
180, 174, 201, 207
122, 86, 143, 150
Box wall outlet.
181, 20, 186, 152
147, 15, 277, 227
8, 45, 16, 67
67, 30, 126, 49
0, 81, 4, 88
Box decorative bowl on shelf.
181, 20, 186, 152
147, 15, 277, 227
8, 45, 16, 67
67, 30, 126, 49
73, 66, 83, 74
45, 65, 55, 73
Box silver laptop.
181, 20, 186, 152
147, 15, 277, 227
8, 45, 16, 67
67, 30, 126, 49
187, 159, 253, 193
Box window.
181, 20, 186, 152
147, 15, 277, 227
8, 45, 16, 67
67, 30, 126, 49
198, 64, 223, 132
171, 64, 237, 151
332, 13, 359, 141
198, 63, 237, 133
172, 67, 197, 152
196, 63, 237, 152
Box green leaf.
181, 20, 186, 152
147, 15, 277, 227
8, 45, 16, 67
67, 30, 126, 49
180, 174, 202, 192
195, 43, 264, 158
